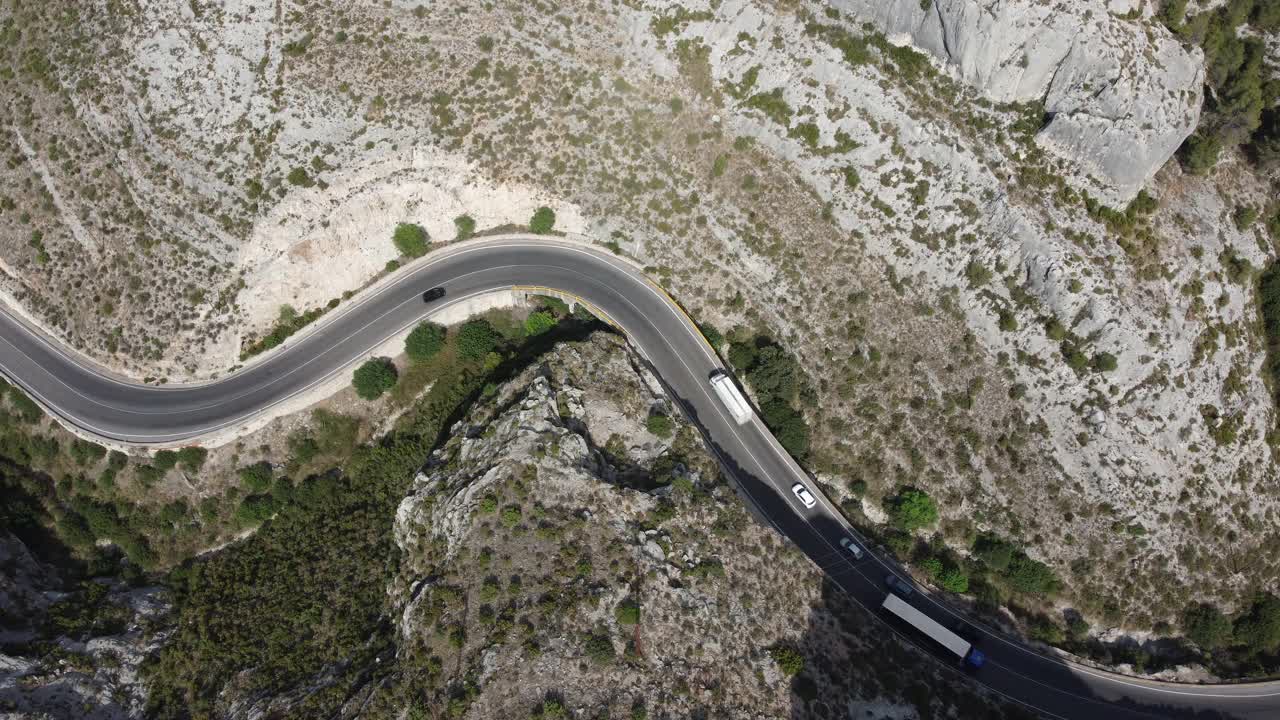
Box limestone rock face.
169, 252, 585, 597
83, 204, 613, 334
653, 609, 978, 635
832, 0, 1204, 201
0, 534, 168, 720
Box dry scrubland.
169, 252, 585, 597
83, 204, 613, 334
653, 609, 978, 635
365, 336, 1026, 718
1, 0, 1279, 666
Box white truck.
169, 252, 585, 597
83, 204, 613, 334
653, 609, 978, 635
881, 593, 986, 669
709, 370, 753, 425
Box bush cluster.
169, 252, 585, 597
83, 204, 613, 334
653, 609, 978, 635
241, 303, 329, 360
1160, 1, 1280, 172
727, 336, 811, 458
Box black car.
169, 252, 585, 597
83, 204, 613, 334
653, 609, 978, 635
422, 286, 445, 302
885, 574, 914, 599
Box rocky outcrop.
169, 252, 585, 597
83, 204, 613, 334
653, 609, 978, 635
0, 534, 168, 720
833, 0, 1204, 201
383, 335, 1010, 718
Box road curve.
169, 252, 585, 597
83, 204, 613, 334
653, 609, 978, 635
0, 235, 1275, 719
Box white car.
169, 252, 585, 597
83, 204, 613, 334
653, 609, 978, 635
791, 482, 816, 508
839, 537, 864, 560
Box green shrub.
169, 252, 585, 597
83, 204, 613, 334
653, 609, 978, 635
1157, 0, 1188, 28
457, 320, 500, 360
584, 633, 615, 665
500, 505, 522, 528
478, 495, 498, 513
1044, 318, 1067, 341
1181, 133, 1222, 175
733, 339, 813, 458
286, 167, 314, 187
392, 223, 430, 258
1232, 592, 1280, 652
698, 322, 724, 349
176, 446, 209, 472
153, 449, 178, 471
842, 165, 860, 189
530, 207, 556, 234
238, 461, 273, 493
1181, 602, 1233, 650
69, 439, 107, 466
524, 311, 557, 336
313, 409, 360, 455
769, 646, 805, 675
886, 487, 937, 531
236, 494, 278, 526
56, 512, 95, 547
1061, 342, 1089, 372
7, 388, 42, 423
1259, 263, 1280, 409
240, 303, 329, 360
288, 433, 320, 465
352, 357, 398, 400
454, 214, 476, 240
1005, 552, 1059, 596
921, 556, 943, 576
536, 699, 568, 719
965, 260, 992, 288
1028, 615, 1065, 645
939, 567, 969, 593
685, 559, 725, 579
405, 322, 447, 362
1092, 352, 1118, 372
1234, 205, 1259, 230
645, 414, 673, 438
134, 464, 165, 488
712, 154, 729, 178
615, 600, 641, 625
744, 88, 793, 125
972, 534, 1015, 571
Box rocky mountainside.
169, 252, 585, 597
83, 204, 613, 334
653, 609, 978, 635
120, 334, 1030, 719
0, 533, 167, 720
380, 335, 1023, 719
1, 0, 1277, 649
834, 0, 1204, 202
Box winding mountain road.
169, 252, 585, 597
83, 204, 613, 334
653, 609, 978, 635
0, 235, 1275, 719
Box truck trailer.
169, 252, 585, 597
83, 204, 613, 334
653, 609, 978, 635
881, 593, 985, 669
709, 370, 753, 425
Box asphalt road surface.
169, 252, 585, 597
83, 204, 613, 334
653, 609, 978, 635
0, 235, 1275, 719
